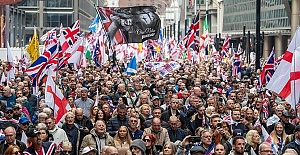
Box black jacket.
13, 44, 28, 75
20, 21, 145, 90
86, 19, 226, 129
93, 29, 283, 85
106, 116, 129, 137
0, 139, 27, 155
282, 141, 300, 155
161, 109, 186, 127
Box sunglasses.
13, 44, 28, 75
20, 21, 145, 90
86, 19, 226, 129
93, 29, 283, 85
63, 151, 72, 154
21, 123, 29, 126
5, 111, 13, 114
130, 120, 137, 122
143, 139, 151, 142
13, 151, 20, 155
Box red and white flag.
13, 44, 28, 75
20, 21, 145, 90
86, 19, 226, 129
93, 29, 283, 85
45, 73, 71, 123
267, 28, 300, 110
6, 41, 15, 81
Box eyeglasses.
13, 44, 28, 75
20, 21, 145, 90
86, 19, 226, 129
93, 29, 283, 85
130, 120, 137, 122
63, 151, 72, 154
13, 151, 20, 155
143, 139, 151, 142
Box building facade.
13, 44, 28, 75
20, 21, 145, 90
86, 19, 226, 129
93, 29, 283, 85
222, 0, 297, 57
13, 0, 102, 46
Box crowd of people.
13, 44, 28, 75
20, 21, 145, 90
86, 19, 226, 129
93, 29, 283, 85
0, 56, 300, 155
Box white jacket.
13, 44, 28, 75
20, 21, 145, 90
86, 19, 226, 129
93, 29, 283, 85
48, 125, 69, 144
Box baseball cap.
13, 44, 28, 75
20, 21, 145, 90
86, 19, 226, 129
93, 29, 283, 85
101, 96, 109, 100
19, 117, 29, 124
5, 107, 13, 113
233, 129, 244, 137
82, 146, 97, 155
26, 128, 40, 137
190, 146, 206, 154
282, 110, 291, 117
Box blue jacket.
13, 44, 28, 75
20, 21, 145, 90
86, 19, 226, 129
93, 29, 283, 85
129, 129, 143, 140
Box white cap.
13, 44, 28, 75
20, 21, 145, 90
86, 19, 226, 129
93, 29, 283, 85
82, 146, 97, 155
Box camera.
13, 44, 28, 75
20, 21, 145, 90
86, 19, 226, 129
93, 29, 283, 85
189, 136, 201, 143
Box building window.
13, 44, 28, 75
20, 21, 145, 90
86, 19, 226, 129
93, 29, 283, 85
20, 0, 38, 6
25, 12, 38, 27
44, 13, 73, 27
45, 0, 73, 7
129, 3, 132, 6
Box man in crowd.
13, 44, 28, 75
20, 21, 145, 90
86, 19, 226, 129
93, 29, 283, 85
106, 104, 129, 137
128, 116, 143, 140
74, 87, 94, 116
142, 117, 170, 146
45, 116, 69, 144
23, 128, 58, 155
0, 126, 26, 154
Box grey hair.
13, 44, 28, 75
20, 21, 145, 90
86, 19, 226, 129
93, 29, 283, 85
38, 112, 48, 118
258, 142, 271, 151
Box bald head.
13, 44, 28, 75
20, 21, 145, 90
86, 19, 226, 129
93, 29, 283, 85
105, 146, 118, 155
75, 108, 84, 120
3, 86, 12, 97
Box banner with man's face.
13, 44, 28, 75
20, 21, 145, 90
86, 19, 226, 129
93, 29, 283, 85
97, 6, 161, 45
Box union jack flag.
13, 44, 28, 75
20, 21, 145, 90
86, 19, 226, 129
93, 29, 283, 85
26, 29, 58, 79
259, 47, 276, 85
262, 98, 269, 119
232, 46, 242, 78
21, 52, 27, 72
184, 12, 199, 50
58, 20, 80, 69
221, 34, 230, 57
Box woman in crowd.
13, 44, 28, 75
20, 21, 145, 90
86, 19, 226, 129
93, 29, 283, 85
4, 145, 21, 155
95, 109, 107, 124
217, 102, 228, 119
213, 143, 226, 155
114, 126, 132, 151
162, 142, 177, 155
118, 96, 128, 106
246, 130, 261, 155
139, 104, 153, 121
89, 106, 99, 125
143, 134, 159, 155
39, 127, 54, 142
270, 122, 287, 155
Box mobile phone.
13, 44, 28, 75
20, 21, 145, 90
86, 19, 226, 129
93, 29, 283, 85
217, 122, 222, 128
189, 136, 201, 143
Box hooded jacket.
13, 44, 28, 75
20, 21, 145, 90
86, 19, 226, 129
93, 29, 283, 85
80, 129, 114, 155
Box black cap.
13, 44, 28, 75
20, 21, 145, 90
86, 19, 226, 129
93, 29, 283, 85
295, 125, 300, 132
190, 146, 206, 154
101, 96, 109, 100
26, 128, 41, 138
233, 129, 244, 137
5, 107, 13, 113
282, 110, 291, 117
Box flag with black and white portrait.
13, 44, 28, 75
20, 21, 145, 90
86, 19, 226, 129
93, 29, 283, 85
97, 6, 161, 45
